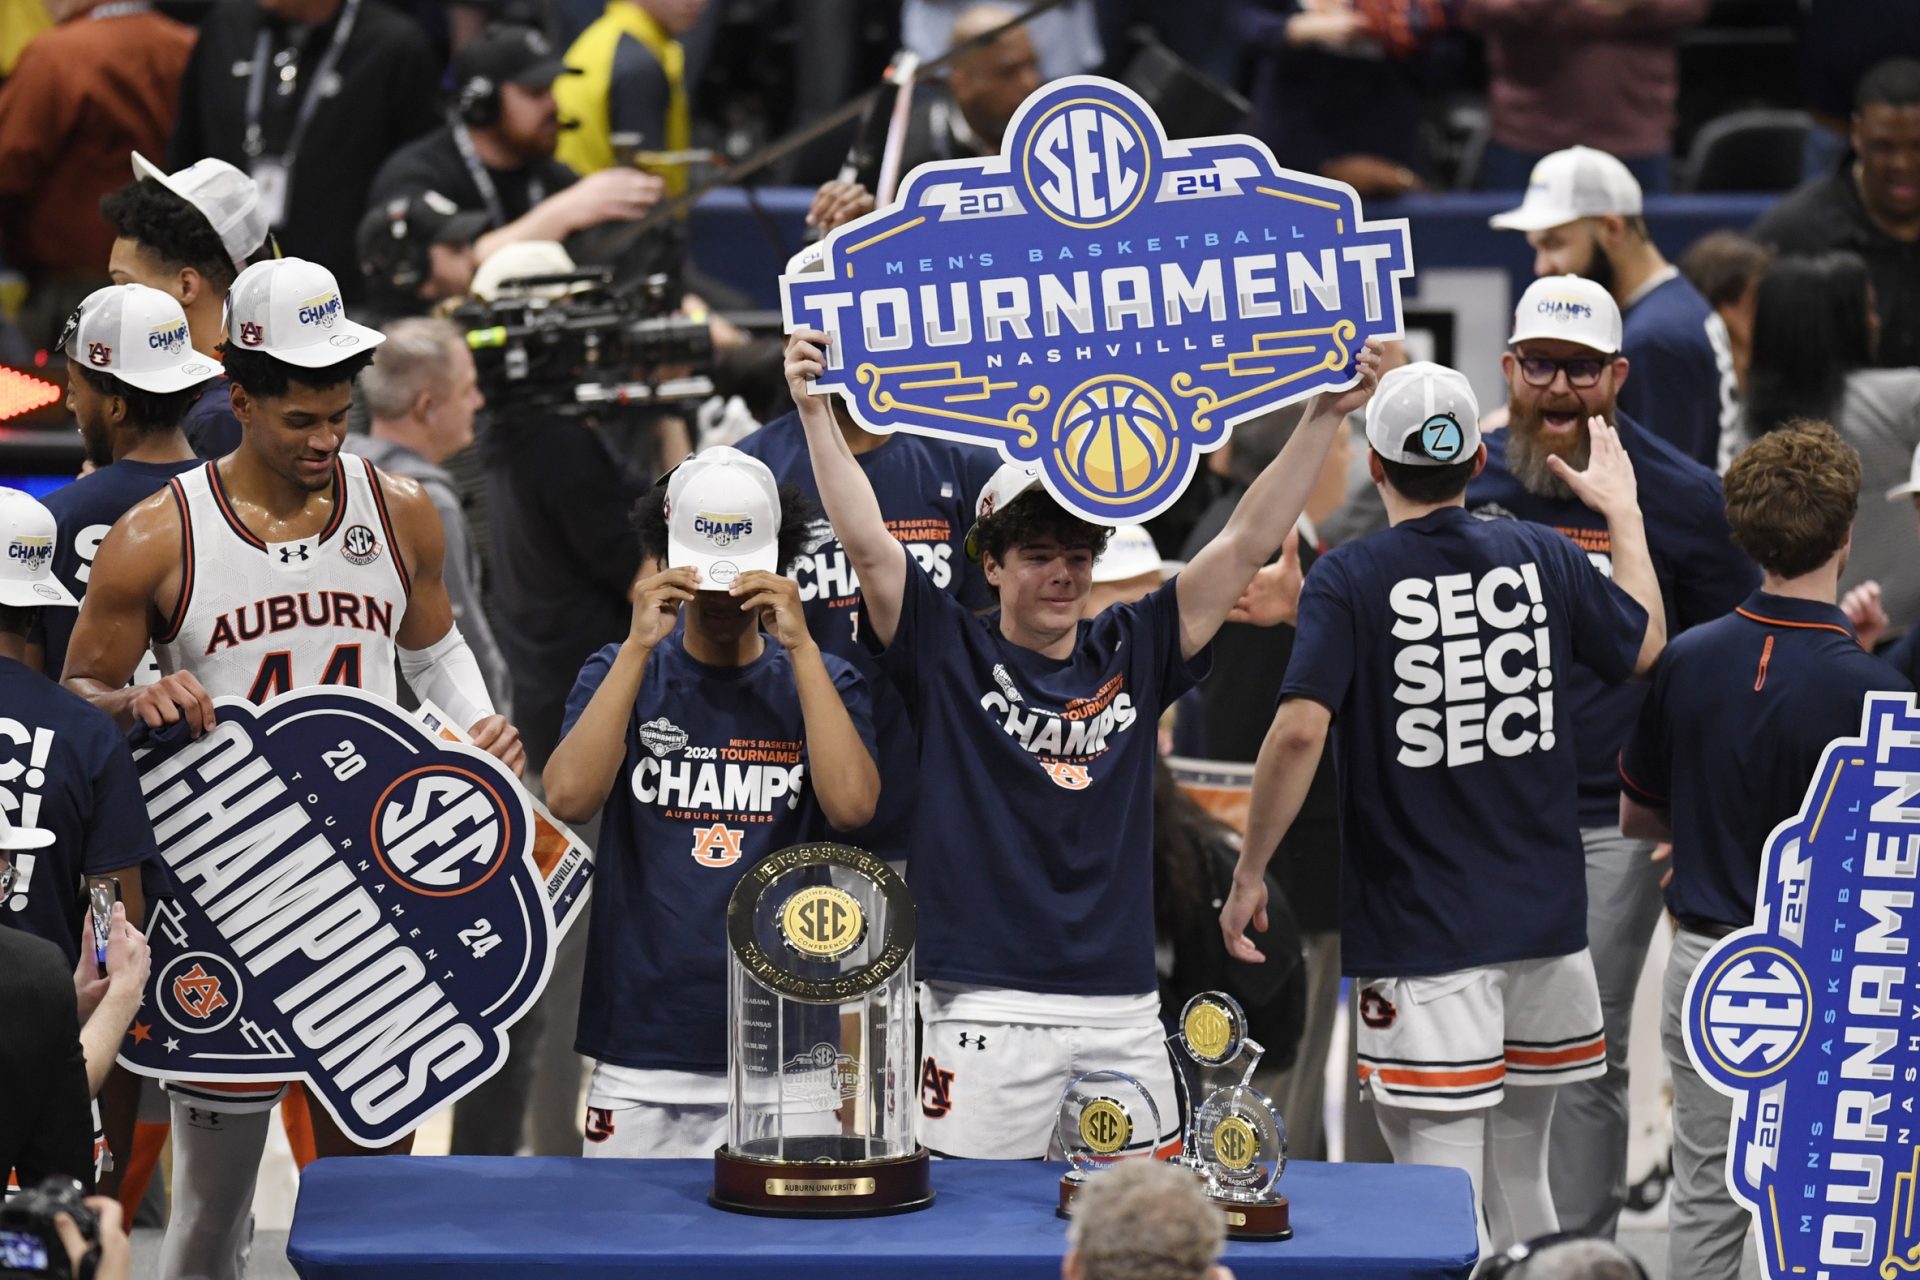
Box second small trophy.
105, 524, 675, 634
1169, 992, 1292, 1241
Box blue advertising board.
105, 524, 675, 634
780, 76, 1414, 525
120, 689, 554, 1146
1684, 692, 1920, 1279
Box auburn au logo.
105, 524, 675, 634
690, 823, 746, 867
1041, 761, 1092, 790
1359, 986, 1397, 1029
173, 963, 230, 1020
920, 1056, 955, 1118
584, 1107, 616, 1144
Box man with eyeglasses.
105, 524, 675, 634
1466, 275, 1757, 1241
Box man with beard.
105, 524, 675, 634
38, 285, 217, 682
1468, 274, 1757, 1241
367, 23, 664, 258
1492, 146, 1734, 470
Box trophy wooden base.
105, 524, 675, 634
711, 1138, 934, 1218
1214, 1194, 1291, 1241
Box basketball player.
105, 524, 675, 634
38, 284, 216, 682
1219, 363, 1664, 1255
62, 257, 523, 1280
782, 326, 1381, 1159
543, 447, 878, 1158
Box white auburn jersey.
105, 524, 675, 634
154, 454, 410, 704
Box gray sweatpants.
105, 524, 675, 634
1664, 926, 1754, 1280
1546, 824, 1664, 1236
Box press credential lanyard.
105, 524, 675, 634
452, 120, 548, 230
243, 0, 363, 226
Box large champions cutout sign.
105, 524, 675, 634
781, 76, 1414, 525
119, 689, 555, 1146
1684, 692, 1920, 1279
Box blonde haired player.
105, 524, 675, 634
63, 258, 523, 1280
783, 326, 1380, 1158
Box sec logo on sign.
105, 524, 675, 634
1024, 98, 1149, 229
1695, 946, 1811, 1080
371, 765, 513, 896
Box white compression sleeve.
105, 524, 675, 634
399, 625, 495, 730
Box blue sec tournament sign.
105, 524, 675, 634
1684, 692, 1920, 1280
781, 76, 1414, 525
121, 689, 552, 1146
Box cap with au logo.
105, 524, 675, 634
663, 446, 782, 586
223, 257, 385, 369
62, 284, 219, 394
0, 487, 79, 610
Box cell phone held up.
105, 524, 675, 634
87, 877, 119, 979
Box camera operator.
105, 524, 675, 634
367, 24, 665, 267
356, 191, 490, 323
0, 1182, 133, 1280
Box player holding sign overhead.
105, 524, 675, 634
783, 325, 1380, 1159
542, 447, 878, 1158
1220, 363, 1665, 1256
60, 257, 524, 1280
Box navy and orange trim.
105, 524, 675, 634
206, 457, 349, 552
1616, 754, 1666, 804
362, 456, 412, 597
158, 477, 195, 645
1734, 606, 1856, 642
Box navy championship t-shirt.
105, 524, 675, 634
179, 376, 242, 460
564, 633, 876, 1072
735, 412, 997, 864
1620, 592, 1912, 929
0, 658, 158, 965
867, 567, 1209, 995
1617, 273, 1738, 471
36, 458, 202, 680
1469, 413, 1756, 825
1282, 507, 1648, 977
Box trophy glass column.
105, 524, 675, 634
712, 842, 933, 1217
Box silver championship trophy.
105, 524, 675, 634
1055, 1069, 1165, 1218
712, 843, 932, 1216
1170, 992, 1291, 1240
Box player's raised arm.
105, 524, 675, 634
784, 329, 908, 646
384, 467, 524, 776
1177, 341, 1383, 660
62, 494, 214, 735
1547, 416, 1667, 675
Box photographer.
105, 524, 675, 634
0, 1183, 132, 1280
356, 192, 489, 323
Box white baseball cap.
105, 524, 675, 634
1091, 524, 1166, 584
1488, 146, 1643, 233
0, 488, 79, 610
62, 284, 219, 394
965, 461, 1046, 558
0, 812, 54, 851
470, 240, 590, 302
1365, 362, 1481, 467
223, 258, 384, 369
132, 152, 269, 273
665, 446, 782, 587
1509, 275, 1624, 355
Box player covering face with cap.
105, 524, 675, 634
543, 447, 879, 1158
782, 326, 1380, 1160
1221, 361, 1666, 1256
60, 258, 525, 1278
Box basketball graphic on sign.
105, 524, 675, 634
1053, 377, 1180, 508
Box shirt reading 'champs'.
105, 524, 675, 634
1283, 507, 1648, 977
868, 568, 1208, 996
564, 634, 875, 1072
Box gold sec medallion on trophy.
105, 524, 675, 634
1184, 1001, 1233, 1063
1078, 1098, 1133, 1155
778, 885, 867, 962
1212, 1114, 1257, 1172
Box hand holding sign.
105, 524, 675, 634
1547, 416, 1640, 521
127, 669, 216, 737
1309, 337, 1387, 423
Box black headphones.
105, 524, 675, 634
456, 73, 499, 127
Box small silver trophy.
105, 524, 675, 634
1169, 992, 1291, 1240
1054, 1068, 1163, 1219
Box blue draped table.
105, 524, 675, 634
287, 1156, 1478, 1280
